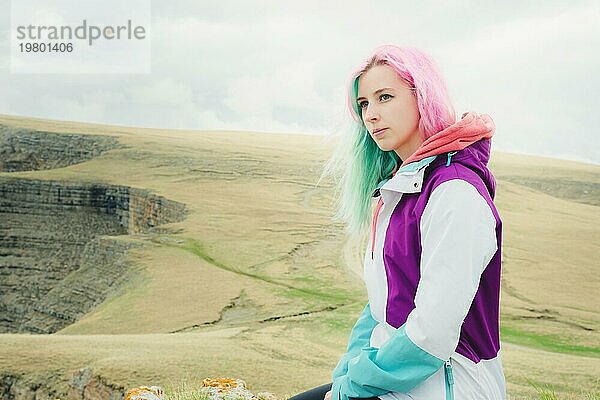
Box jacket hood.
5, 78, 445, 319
402, 111, 495, 167
402, 111, 497, 198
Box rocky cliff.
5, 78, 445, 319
0, 125, 123, 172
0, 126, 187, 334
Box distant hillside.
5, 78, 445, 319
0, 114, 598, 400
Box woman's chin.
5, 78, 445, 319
375, 142, 394, 152
371, 135, 398, 153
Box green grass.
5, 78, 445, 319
162, 376, 283, 400
177, 237, 352, 302
527, 379, 559, 400
501, 325, 600, 358
525, 379, 600, 400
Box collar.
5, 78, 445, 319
379, 155, 437, 204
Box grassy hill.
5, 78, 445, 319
0, 114, 598, 399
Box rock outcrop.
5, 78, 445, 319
0, 125, 123, 172
0, 126, 187, 334
0, 367, 125, 400
69, 367, 125, 400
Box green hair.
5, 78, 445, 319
319, 80, 400, 238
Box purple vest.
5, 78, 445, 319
382, 139, 502, 363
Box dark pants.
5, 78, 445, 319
287, 383, 379, 400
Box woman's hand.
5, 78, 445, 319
324, 390, 332, 400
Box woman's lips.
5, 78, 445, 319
373, 128, 388, 136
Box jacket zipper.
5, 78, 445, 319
444, 359, 455, 400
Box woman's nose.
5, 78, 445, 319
365, 105, 379, 122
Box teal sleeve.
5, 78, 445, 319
331, 302, 378, 381
331, 324, 444, 400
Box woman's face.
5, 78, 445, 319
357, 64, 423, 160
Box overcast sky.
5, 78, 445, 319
1, 1, 598, 164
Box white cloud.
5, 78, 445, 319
36, 93, 106, 123
438, 2, 599, 66
131, 77, 194, 107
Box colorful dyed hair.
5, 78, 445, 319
320, 45, 456, 237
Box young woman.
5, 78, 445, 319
289, 45, 506, 400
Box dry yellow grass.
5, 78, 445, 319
0, 114, 598, 399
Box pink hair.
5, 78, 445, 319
347, 45, 456, 139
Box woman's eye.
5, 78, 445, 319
358, 94, 391, 110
